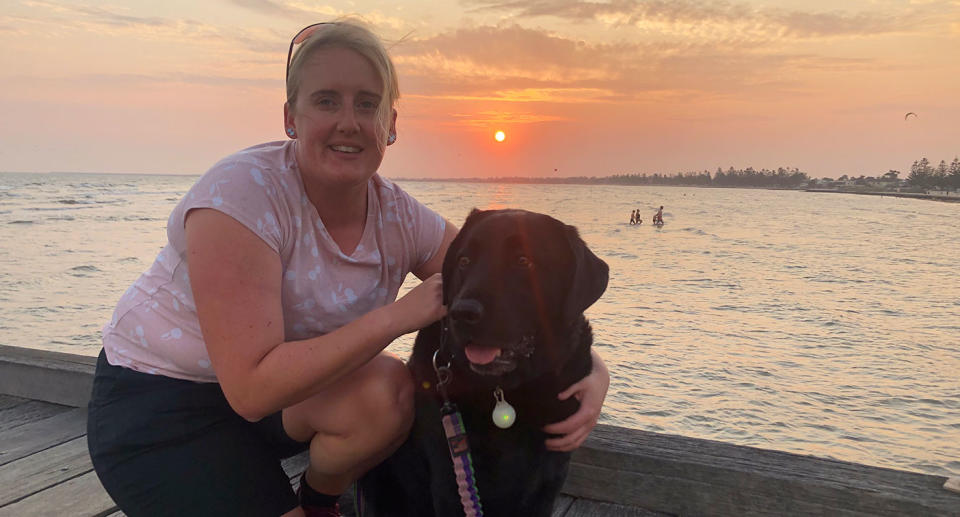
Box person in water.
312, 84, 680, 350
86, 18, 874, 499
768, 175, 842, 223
629, 209, 637, 225
653, 206, 663, 224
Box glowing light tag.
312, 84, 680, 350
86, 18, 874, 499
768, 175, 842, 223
492, 386, 516, 429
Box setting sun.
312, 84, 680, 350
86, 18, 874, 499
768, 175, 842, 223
494, 130, 506, 142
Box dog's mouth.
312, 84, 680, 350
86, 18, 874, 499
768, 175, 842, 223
464, 345, 502, 365
462, 336, 535, 376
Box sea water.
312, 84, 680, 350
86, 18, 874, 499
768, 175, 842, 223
1, 172, 958, 477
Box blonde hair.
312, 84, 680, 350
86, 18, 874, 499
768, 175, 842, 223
286, 20, 399, 152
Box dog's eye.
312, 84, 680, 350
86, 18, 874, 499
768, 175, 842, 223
458, 256, 471, 268
517, 255, 532, 268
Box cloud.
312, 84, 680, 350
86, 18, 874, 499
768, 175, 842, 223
24, 0, 169, 28
391, 23, 897, 105
226, 0, 409, 30
87, 72, 279, 89
406, 87, 622, 104
18, 1, 285, 55
228, 0, 338, 19
444, 110, 570, 127
466, 0, 751, 27
2, 71, 279, 94
463, 0, 954, 39
394, 25, 644, 88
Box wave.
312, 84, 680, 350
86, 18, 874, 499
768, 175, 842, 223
68, 265, 103, 277
681, 227, 714, 237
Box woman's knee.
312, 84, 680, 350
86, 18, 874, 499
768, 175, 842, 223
360, 354, 414, 431
291, 353, 413, 439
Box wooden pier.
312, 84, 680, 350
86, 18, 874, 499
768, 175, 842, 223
1, 344, 958, 516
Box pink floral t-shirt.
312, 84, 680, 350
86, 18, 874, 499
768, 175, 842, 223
102, 140, 445, 382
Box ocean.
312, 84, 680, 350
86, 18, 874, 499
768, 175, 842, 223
1, 171, 958, 477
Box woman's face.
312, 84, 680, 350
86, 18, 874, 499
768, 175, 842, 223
285, 47, 394, 186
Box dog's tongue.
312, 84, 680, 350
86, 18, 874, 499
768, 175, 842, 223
464, 345, 502, 365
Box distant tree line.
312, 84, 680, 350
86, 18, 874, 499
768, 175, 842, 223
409, 166, 810, 188
907, 157, 960, 189
604, 167, 809, 188
404, 158, 960, 191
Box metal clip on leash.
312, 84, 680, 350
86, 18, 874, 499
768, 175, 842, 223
432, 349, 454, 411
432, 349, 484, 516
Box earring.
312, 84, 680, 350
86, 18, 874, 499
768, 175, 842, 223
286, 128, 296, 137
387, 133, 396, 145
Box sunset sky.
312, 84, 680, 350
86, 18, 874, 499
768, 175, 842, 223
1, 0, 958, 179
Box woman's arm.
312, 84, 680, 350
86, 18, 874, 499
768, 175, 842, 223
413, 219, 458, 279
186, 208, 445, 421
541, 350, 610, 451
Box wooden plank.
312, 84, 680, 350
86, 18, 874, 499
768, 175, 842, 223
0, 395, 27, 411
0, 345, 97, 366
0, 400, 70, 433
0, 470, 116, 517
563, 425, 960, 516
0, 436, 92, 506
0, 345, 97, 407
281, 450, 309, 482
0, 408, 87, 466
551, 494, 575, 516
565, 498, 671, 517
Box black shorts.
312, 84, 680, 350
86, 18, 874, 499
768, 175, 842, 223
87, 350, 310, 517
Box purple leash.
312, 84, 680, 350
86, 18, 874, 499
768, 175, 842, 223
433, 349, 484, 516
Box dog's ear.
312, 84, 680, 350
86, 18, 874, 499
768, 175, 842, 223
441, 208, 489, 304
562, 224, 608, 320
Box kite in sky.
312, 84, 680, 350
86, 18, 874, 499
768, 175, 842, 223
904, 112, 917, 120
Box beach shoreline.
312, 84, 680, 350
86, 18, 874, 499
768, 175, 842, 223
804, 188, 960, 203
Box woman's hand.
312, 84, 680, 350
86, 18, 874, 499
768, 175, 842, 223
542, 350, 610, 451
391, 273, 446, 335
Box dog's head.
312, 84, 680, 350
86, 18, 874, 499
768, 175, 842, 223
441, 209, 608, 386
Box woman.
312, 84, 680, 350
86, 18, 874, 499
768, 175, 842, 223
87, 20, 609, 517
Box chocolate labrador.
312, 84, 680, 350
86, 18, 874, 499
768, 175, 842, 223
359, 208, 609, 516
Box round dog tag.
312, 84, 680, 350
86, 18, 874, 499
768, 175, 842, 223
492, 387, 516, 429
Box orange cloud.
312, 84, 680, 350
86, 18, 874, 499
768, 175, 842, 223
226, 0, 408, 30
445, 110, 568, 127
390, 25, 790, 104
464, 0, 955, 38
394, 52, 615, 84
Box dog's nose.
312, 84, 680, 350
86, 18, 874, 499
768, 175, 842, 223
450, 299, 483, 324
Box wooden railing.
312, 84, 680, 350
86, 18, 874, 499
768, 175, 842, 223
2, 344, 958, 516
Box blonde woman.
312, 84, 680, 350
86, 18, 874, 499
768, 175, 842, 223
87, 21, 609, 517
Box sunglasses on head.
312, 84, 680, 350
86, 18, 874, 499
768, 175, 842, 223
285, 22, 335, 84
